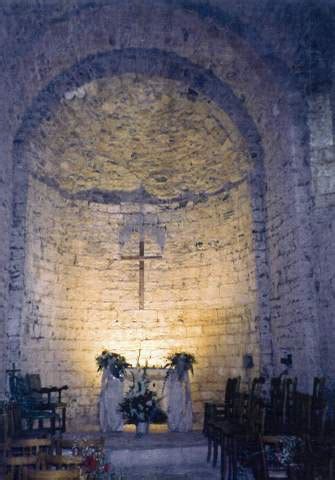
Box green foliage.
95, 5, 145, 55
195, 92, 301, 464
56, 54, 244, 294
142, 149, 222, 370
119, 369, 166, 424
96, 350, 130, 379
165, 352, 196, 380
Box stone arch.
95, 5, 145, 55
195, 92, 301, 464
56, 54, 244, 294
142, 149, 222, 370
9, 48, 270, 374
5, 0, 320, 402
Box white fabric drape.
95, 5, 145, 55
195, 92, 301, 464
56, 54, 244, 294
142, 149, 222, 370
166, 370, 193, 432
99, 368, 124, 432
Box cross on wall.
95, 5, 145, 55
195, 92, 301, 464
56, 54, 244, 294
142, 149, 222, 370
121, 232, 162, 310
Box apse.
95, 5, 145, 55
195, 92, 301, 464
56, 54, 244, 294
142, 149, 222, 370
17, 74, 260, 428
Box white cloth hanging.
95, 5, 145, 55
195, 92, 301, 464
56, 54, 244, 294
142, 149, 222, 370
166, 369, 193, 432
99, 368, 124, 432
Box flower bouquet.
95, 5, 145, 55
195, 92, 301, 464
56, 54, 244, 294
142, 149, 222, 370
119, 368, 166, 434
165, 352, 196, 381
96, 350, 130, 380
70, 437, 110, 480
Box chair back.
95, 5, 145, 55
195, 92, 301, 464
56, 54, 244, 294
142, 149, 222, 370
312, 377, 325, 406
250, 400, 266, 436
9, 376, 37, 413
250, 376, 265, 399
293, 392, 312, 436
26, 375, 43, 404
224, 376, 241, 416
282, 377, 297, 429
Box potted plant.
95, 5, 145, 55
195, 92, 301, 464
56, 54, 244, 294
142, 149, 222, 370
165, 352, 196, 381
96, 350, 130, 380
119, 369, 165, 436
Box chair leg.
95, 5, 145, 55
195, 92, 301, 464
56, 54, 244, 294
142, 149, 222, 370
62, 407, 66, 433
330, 458, 334, 480
207, 436, 212, 463
232, 438, 238, 480
213, 439, 219, 467
220, 435, 226, 480
226, 436, 234, 480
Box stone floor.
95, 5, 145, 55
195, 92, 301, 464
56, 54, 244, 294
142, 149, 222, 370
105, 431, 216, 476
64, 430, 253, 479
110, 464, 221, 479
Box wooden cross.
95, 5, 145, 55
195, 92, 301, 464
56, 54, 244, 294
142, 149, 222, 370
6, 363, 20, 378
121, 232, 162, 310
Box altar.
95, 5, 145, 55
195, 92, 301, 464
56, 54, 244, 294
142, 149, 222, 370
99, 366, 193, 433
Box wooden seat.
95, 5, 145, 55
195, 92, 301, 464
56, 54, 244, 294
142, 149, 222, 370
25, 375, 68, 434
42, 454, 83, 469
205, 376, 241, 464
27, 472, 80, 480
9, 438, 53, 456
5, 454, 44, 480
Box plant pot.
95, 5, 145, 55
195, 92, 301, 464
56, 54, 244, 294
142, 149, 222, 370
136, 421, 149, 436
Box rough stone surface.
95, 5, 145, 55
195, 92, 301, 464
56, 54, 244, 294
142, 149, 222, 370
0, 0, 333, 428
19, 172, 258, 428
28, 75, 248, 199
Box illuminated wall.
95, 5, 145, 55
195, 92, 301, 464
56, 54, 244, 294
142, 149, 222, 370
21, 172, 258, 428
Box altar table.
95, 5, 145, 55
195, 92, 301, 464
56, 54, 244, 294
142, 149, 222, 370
99, 367, 192, 433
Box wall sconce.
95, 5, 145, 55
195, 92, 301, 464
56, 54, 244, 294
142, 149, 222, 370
243, 354, 254, 369
280, 354, 292, 368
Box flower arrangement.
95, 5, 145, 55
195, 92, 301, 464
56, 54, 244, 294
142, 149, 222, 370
96, 350, 130, 380
266, 435, 303, 466
119, 368, 166, 425
165, 352, 196, 381
69, 437, 110, 480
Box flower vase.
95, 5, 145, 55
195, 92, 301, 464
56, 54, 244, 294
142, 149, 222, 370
136, 421, 149, 436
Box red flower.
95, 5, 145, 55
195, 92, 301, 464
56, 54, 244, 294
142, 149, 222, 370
84, 455, 97, 471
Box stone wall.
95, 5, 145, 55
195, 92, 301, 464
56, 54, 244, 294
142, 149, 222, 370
0, 139, 12, 397
20, 171, 259, 428
1, 0, 332, 416
309, 92, 335, 386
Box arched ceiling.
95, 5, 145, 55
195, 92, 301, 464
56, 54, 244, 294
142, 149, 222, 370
27, 74, 250, 200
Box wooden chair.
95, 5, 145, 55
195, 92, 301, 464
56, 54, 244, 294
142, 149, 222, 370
27, 472, 80, 480
207, 390, 250, 480
204, 377, 241, 434
9, 438, 53, 457
256, 392, 311, 480
222, 397, 266, 480
25, 375, 68, 433
1, 409, 11, 455
301, 388, 332, 480
8, 375, 58, 436
205, 376, 241, 464
267, 377, 297, 435
5, 454, 45, 480
42, 454, 83, 470
26, 455, 82, 480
